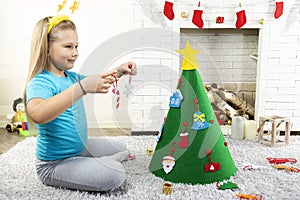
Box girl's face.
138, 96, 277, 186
47, 29, 79, 77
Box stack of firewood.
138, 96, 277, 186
205, 83, 255, 124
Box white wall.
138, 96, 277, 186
0, 0, 134, 128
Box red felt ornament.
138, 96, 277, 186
216, 16, 224, 24
205, 162, 221, 172
163, 0, 175, 20
235, 3, 247, 29
192, 1, 204, 29
274, 0, 284, 19
177, 122, 189, 148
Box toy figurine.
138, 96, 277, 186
6, 97, 30, 136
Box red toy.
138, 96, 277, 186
266, 157, 297, 164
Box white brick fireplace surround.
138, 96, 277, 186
131, 0, 300, 133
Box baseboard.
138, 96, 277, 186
131, 131, 159, 136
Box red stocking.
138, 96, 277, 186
274, 0, 284, 19
177, 132, 189, 148
235, 3, 247, 29
163, 0, 175, 20
192, 2, 204, 29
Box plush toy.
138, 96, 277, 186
6, 98, 29, 136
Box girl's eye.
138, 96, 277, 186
65, 45, 72, 48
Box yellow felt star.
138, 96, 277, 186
57, 0, 68, 13
69, 0, 79, 14
176, 41, 201, 70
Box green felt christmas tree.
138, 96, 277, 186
149, 41, 236, 185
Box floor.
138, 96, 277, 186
0, 128, 131, 155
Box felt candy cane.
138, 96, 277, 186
112, 74, 120, 110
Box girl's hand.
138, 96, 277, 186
81, 69, 117, 94
116, 61, 137, 78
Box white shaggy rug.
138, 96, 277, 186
1, 135, 300, 200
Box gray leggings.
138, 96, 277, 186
36, 137, 128, 192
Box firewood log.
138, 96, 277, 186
209, 83, 255, 118
206, 85, 237, 119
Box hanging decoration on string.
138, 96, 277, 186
163, 0, 175, 20
191, 98, 210, 130
192, 1, 204, 29
124, 71, 134, 97
204, 149, 221, 172
112, 74, 121, 110
169, 78, 184, 108
177, 122, 189, 148
235, 2, 247, 29
274, 0, 284, 19
162, 142, 176, 174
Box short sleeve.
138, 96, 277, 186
26, 78, 55, 104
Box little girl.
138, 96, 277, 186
25, 15, 137, 191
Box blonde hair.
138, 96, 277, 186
24, 16, 76, 103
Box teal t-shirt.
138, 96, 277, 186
26, 70, 87, 161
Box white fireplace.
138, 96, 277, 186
131, 0, 300, 132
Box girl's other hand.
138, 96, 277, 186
116, 61, 137, 78
82, 69, 117, 94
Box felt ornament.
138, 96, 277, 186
169, 77, 183, 108
235, 3, 247, 29
162, 142, 177, 174
216, 181, 238, 190
191, 98, 210, 130
274, 0, 284, 19
204, 149, 221, 172
163, 0, 175, 20
169, 89, 183, 108
177, 122, 189, 148
192, 1, 204, 29
162, 155, 176, 174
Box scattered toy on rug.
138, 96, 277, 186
273, 165, 300, 173
236, 193, 263, 200
242, 164, 268, 171
266, 157, 297, 165
216, 180, 238, 190
5, 97, 31, 137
